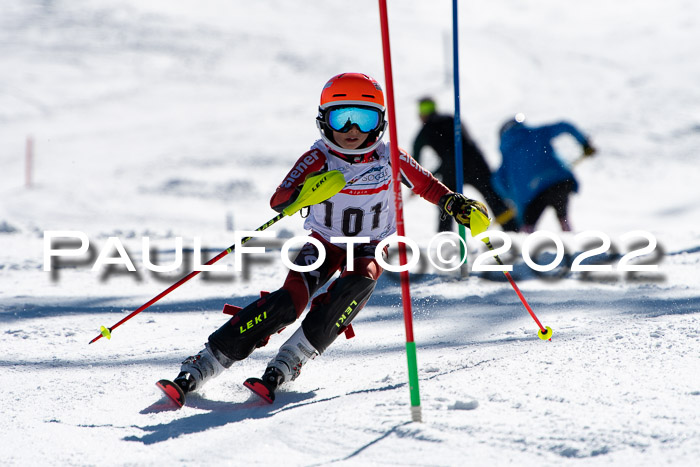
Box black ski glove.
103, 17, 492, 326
583, 143, 596, 157
438, 193, 489, 229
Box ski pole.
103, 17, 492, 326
469, 208, 553, 341
89, 170, 347, 344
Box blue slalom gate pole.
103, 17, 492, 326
452, 0, 467, 263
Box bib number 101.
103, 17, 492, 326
320, 201, 383, 236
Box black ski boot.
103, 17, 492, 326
174, 371, 197, 394
244, 367, 284, 404
156, 371, 196, 409
157, 344, 231, 408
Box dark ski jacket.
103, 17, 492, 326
412, 113, 492, 191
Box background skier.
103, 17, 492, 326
493, 113, 596, 232
412, 96, 518, 232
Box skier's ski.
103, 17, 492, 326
243, 377, 275, 404
156, 379, 186, 408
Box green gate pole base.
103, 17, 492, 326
406, 341, 422, 422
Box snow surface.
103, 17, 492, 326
1, 0, 699, 465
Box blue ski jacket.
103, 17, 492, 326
493, 121, 589, 223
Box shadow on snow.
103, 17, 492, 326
125, 390, 326, 445
1, 273, 697, 327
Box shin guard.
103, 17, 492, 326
301, 275, 376, 354
208, 289, 297, 361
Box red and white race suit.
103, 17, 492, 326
270, 140, 450, 243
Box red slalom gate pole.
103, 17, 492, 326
378, 0, 422, 422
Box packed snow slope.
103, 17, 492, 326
1, 0, 699, 465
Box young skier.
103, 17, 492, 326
160, 73, 488, 406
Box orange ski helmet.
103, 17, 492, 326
316, 73, 388, 157
319, 72, 385, 111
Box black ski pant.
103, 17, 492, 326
523, 179, 576, 228
208, 233, 384, 362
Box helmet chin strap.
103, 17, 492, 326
316, 120, 387, 158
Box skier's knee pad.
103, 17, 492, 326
208, 289, 297, 361
301, 275, 376, 354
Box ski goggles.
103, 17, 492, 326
326, 106, 383, 133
